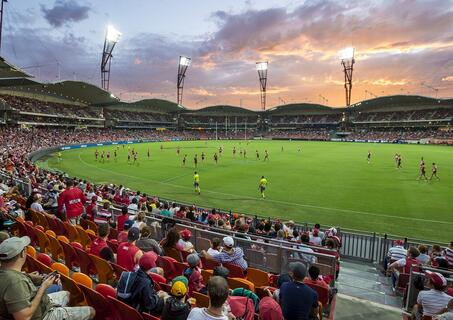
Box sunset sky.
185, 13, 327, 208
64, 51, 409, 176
4, 0, 453, 109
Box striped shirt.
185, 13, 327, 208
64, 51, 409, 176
211, 247, 248, 271
443, 247, 453, 267
388, 246, 407, 261
94, 209, 112, 224
417, 289, 452, 316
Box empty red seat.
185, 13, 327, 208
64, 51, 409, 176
96, 283, 117, 299
156, 256, 177, 280
110, 262, 127, 280
36, 253, 52, 267
59, 239, 79, 270
73, 246, 97, 276
107, 295, 144, 320
223, 263, 245, 278
79, 284, 115, 320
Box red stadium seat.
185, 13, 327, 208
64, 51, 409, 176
200, 256, 220, 270
107, 295, 144, 320
173, 261, 189, 276
59, 239, 79, 270
246, 268, 270, 287
36, 253, 52, 267
156, 256, 177, 280
78, 284, 115, 320
34, 227, 50, 253
305, 282, 330, 306
95, 283, 117, 298
90, 253, 114, 284
110, 262, 128, 280
73, 246, 97, 276
223, 263, 245, 278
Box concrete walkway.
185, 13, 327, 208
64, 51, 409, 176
335, 294, 404, 320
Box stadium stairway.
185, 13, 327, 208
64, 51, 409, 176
335, 260, 404, 318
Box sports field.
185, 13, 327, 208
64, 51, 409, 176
39, 140, 453, 242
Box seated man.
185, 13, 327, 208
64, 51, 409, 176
89, 223, 109, 257
188, 276, 234, 320
0, 236, 95, 320
413, 271, 451, 319
117, 227, 143, 271
279, 262, 319, 320
384, 239, 407, 272
201, 236, 248, 271
303, 265, 330, 290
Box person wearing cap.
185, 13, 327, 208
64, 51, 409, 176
279, 262, 319, 320
384, 239, 407, 272
188, 276, 234, 320
185, 253, 205, 295
0, 236, 95, 320
161, 279, 191, 320
117, 251, 166, 315
117, 227, 144, 271
413, 271, 452, 318
178, 229, 195, 252
30, 193, 45, 213
58, 179, 86, 224
201, 236, 248, 271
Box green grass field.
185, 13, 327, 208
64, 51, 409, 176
38, 140, 453, 242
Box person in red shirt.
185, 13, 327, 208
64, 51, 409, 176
89, 223, 110, 257
118, 219, 134, 243
117, 227, 143, 271
117, 206, 129, 231
85, 195, 98, 221
303, 265, 330, 290
58, 179, 86, 223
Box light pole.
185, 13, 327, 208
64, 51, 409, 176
339, 47, 355, 106
101, 25, 121, 91
177, 56, 191, 106
256, 61, 268, 111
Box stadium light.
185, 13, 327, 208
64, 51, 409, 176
101, 24, 121, 91
177, 56, 191, 105
256, 61, 268, 111
339, 47, 355, 107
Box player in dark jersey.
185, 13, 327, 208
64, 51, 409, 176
281, 146, 284, 152
127, 152, 131, 163
201, 152, 205, 162
233, 147, 236, 157
147, 148, 150, 159
256, 150, 260, 160
219, 147, 223, 155
101, 151, 105, 163
177, 147, 180, 155
214, 153, 218, 164
114, 150, 117, 161
160, 144, 163, 151
106, 151, 110, 161
239, 149, 243, 157
134, 152, 138, 165
182, 154, 187, 166
396, 154, 402, 169
418, 160, 427, 180
95, 150, 99, 161
430, 163, 439, 181
367, 151, 371, 164
264, 150, 269, 161
194, 154, 198, 168
243, 149, 247, 158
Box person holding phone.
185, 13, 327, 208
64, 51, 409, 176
0, 236, 95, 320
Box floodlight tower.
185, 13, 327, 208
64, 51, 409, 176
101, 25, 121, 91
340, 47, 355, 106
0, 0, 7, 54
256, 62, 268, 111
177, 56, 191, 105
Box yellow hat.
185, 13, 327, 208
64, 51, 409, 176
171, 281, 187, 297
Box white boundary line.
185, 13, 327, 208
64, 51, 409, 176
77, 153, 453, 226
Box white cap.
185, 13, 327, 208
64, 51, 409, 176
223, 236, 234, 247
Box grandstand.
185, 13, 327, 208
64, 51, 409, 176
0, 55, 452, 320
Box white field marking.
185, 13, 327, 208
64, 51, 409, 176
160, 173, 193, 183
77, 153, 453, 225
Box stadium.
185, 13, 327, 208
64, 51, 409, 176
0, 1, 452, 320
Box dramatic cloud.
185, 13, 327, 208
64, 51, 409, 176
41, 0, 91, 27
4, 0, 453, 108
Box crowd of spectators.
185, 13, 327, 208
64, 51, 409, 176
347, 128, 453, 142
106, 110, 174, 123
352, 108, 452, 123
269, 114, 340, 125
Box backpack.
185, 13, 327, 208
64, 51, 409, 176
117, 271, 139, 300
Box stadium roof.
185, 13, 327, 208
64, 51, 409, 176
267, 103, 337, 114
350, 95, 453, 111
0, 57, 32, 79
185, 105, 257, 115
133, 99, 184, 112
